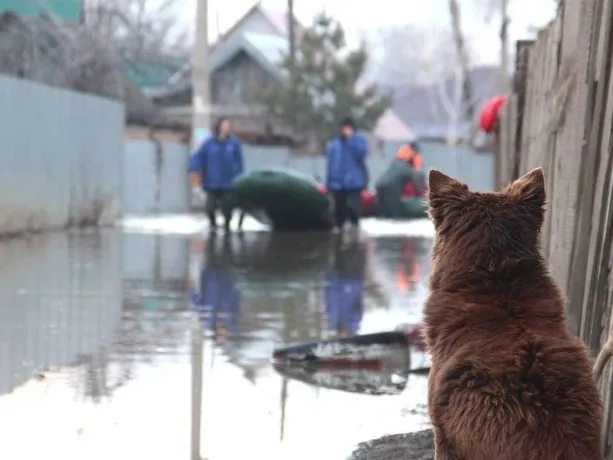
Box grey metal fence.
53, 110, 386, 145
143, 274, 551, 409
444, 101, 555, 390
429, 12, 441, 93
244, 141, 495, 191
123, 140, 190, 215
123, 139, 494, 217
0, 75, 125, 235
0, 230, 123, 395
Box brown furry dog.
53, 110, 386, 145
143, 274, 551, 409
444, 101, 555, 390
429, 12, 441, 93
424, 168, 604, 460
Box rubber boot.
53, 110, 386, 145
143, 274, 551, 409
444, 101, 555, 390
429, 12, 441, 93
208, 212, 217, 231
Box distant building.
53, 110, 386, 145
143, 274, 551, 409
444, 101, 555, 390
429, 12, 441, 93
145, 3, 413, 149
0, 0, 82, 23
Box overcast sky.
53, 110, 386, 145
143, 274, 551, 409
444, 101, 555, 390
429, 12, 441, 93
179, 0, 556, 64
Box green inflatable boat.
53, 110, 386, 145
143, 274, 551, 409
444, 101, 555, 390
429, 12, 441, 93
231, 167, 333, 231
230, 164, 428, 231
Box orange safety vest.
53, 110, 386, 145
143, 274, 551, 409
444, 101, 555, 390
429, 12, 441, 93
396, 145, 423, 169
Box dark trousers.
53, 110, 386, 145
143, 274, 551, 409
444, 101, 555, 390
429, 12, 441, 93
206, 190, 233, 227
331, 190, 362, 227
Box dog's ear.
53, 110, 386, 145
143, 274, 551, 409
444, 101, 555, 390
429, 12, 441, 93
504, 168, 546, 218
428, 170, 469, 230
428, 170, 467, 198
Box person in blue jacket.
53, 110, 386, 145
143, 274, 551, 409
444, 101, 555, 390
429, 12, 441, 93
324, 238, 366, 337
188, 234, 242, 344
188, 117, 244, 231
325, 117, 369, 232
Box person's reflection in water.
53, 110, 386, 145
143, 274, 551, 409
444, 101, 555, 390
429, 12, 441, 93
324, 236, 367, 338
396, 236, 421, 293
188, 233, 242, 345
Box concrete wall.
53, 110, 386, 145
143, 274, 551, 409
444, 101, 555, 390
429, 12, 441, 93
0, 75, 125, 235
0, 230, 123, 395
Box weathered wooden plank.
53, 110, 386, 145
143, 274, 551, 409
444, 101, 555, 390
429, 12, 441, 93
495, 1, 613, 457
548, 0, 596, 334
576, 0, 613, 350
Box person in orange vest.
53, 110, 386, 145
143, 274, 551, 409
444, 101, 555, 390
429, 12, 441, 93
396, 142, 425, 198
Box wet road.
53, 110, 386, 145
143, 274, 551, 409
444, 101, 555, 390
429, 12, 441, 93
0, 223, 433, 460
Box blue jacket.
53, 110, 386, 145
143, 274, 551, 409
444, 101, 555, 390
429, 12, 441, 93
189, 266, 241, 333
188, 135, 244, 190
324, 268, 364, 335
325, 134, 368, 191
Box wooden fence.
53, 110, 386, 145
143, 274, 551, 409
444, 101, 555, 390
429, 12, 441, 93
496, 1, 613, 455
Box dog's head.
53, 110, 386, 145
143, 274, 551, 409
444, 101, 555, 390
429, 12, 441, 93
427, 168, 546, 270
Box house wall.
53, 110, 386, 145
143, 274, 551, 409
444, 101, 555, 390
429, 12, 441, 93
211, 51, 277, 105
0, 74, 124, 236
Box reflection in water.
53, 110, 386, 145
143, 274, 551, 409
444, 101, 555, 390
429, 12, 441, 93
324, 237, 366, 338
0, 231, 122, 396
0, 229, 433, 460
189, 234, 242, 344
396, 237, 420, 292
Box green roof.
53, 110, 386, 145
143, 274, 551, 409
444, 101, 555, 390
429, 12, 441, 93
122, 58, 189, 91
0, 0, 81, 23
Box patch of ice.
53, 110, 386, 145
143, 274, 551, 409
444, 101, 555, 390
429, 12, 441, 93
120, 213, 269, 235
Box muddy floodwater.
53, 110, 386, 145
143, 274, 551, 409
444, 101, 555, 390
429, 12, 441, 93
0, 219, 433, 460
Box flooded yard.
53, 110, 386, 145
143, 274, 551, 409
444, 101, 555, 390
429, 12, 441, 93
0, 218, 434, 460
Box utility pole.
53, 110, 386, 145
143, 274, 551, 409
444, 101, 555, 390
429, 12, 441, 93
288, 0, 295, 64
192, 0, 211, 150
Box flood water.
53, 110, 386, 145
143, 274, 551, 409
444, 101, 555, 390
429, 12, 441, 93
0, 221, 433, 460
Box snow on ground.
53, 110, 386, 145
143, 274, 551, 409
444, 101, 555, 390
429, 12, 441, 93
120, 213, 269, 235
360, 218, 435, 238
120, 214, 435, 238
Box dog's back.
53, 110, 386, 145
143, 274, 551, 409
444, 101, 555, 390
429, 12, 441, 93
424, 168, 603, 460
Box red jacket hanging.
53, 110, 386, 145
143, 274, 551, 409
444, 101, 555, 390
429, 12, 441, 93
479, 95, 507, 133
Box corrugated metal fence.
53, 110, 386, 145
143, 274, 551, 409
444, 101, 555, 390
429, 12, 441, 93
0, 230, 123, 395
0, 75, 124, 235
124, 140, 494, 215
123, 140, 190, 215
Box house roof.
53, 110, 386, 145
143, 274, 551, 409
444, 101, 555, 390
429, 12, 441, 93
217, 3, 297, 43
0, 0, 81, 23
259, 8, 291, 36
373, 109, 417, 142
122, 58, 188, 92
210, 32, 287, 79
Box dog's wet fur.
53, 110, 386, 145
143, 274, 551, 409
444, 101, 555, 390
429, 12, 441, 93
424, 168, 604, 460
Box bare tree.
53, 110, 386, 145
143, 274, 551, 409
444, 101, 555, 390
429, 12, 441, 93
84, 0, 192, 63
474, 0, 511, 91
367, 26, 430, 87
0, 0, 191, 99
447, 0, 478, 144
0, 9, 124, 98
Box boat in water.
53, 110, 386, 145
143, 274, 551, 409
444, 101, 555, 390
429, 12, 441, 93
231, 166, 428, 231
